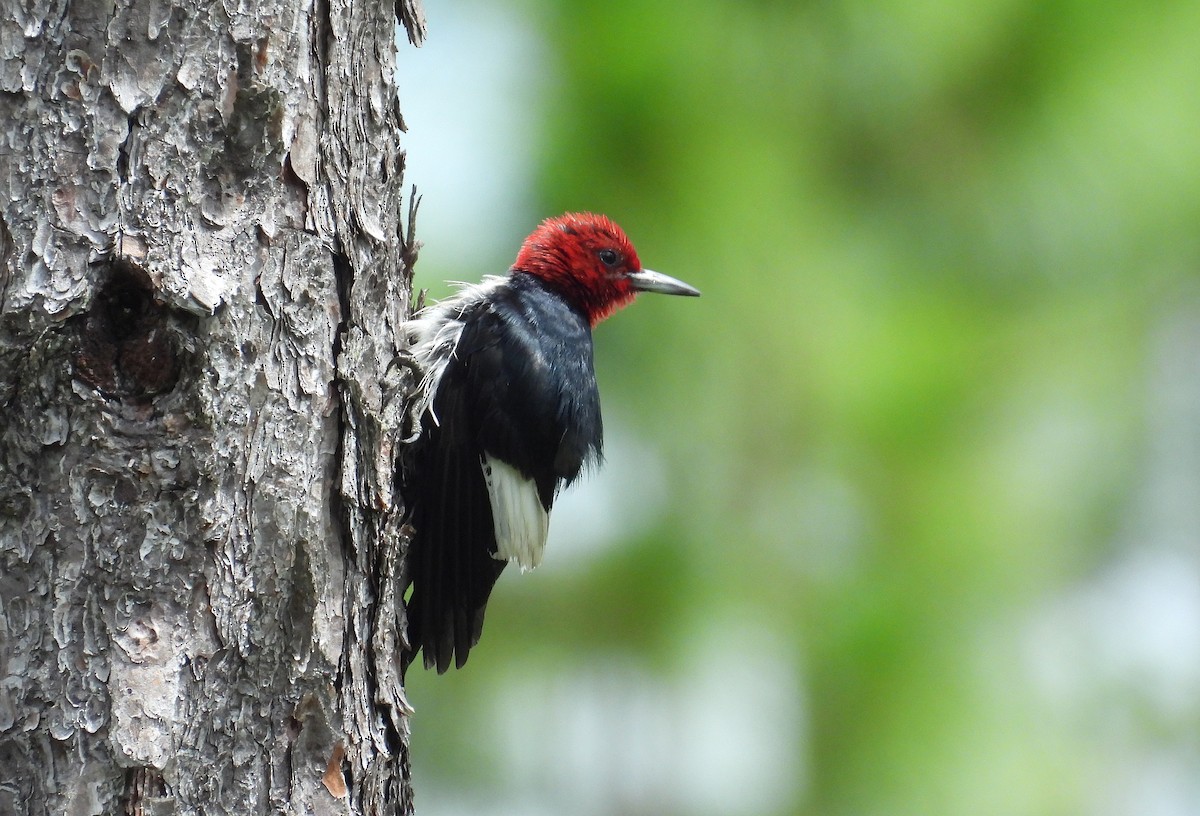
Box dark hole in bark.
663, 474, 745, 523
74, 258, 182, 400
101, 262, 153, 340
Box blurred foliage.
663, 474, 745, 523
404, 1, 1200, 815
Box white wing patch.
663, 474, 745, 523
482, 454, 549, 571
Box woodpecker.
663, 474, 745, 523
401, 212, 699, 673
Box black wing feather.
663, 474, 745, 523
403, 274, 602, 672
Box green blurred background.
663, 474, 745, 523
396, 2, 1200, 814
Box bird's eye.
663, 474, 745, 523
598, 249, 620, 268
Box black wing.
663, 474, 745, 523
403, 275, 602, 672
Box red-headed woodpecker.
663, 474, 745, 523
401, 212, 699, 672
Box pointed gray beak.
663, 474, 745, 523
626, 268, 701, 297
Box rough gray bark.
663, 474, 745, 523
0, 0, 425, 814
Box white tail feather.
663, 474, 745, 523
482, 455, 549, 571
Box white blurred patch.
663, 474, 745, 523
1023, 303, 1200, 816
484, 623, 804, 816
395, 0, 548, 279
542, 423, 670, 571
1026, 550, 1200, 721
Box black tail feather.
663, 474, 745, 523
403, 420, 508, 674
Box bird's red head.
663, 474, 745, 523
513, 212, 699, 325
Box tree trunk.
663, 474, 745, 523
0, 0, 425, 813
